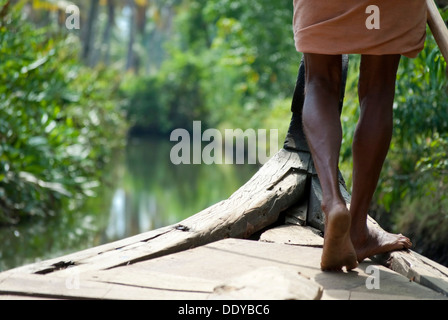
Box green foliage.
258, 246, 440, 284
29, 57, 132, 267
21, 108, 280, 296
380, 30, 448, 212
121, 52, 207, 134
0, 3, 126, 225
201, 0, 298, 105
386, 28, 448, 262
121, 0, 298, 134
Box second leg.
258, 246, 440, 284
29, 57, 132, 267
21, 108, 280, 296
350, 54, 412, 262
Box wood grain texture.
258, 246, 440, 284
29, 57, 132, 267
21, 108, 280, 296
1, 149, 311, 276
427, 0, 448, 62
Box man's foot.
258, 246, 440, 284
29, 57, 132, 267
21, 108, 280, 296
351, 224, 412, 263
321, 204, 359, 271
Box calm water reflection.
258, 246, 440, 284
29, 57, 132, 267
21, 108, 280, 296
0, 137, 258, 271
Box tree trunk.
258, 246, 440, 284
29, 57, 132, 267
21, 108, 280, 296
82, 0, 99, 66
125, 0, 136, 71
101, 0, 116, 65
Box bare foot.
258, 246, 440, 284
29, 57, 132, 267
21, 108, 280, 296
351, 223, 412, 263
321, 204, 359, 271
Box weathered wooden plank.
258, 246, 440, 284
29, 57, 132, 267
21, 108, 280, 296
83, 269, 218, 293
284, 199, 308, 226
119, 238, 446, 300
259, 225, 323, 247
1, 237, 446, 300
376, 249, 448, 296
210, 266, 323, 300
0, 294, 57, 300
2, 149, 311, 276
0, 225, 174, 276
0, 272, 209, 300
71, 153, 310, 272
0, 273, 111, 300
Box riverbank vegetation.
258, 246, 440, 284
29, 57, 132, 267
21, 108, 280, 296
1, 0, 447, 265
0, 1, 127, 224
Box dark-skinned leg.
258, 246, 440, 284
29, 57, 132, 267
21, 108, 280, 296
350, 54, 412, 262
302, 53, 358, 271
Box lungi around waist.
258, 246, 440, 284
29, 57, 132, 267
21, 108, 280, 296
293, 0, 427, 58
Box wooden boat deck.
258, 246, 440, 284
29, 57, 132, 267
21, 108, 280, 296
1, 147, 448, 300
0, 223, 447, 300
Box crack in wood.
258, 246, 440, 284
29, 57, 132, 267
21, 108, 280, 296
90, 280, 213, 294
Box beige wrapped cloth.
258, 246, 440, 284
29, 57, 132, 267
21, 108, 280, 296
293, 0, 427, 58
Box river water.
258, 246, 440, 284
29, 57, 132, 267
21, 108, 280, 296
0, 137, 259, 272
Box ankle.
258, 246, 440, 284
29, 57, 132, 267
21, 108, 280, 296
321, 199, 347, 216
350, 223, 369, 244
